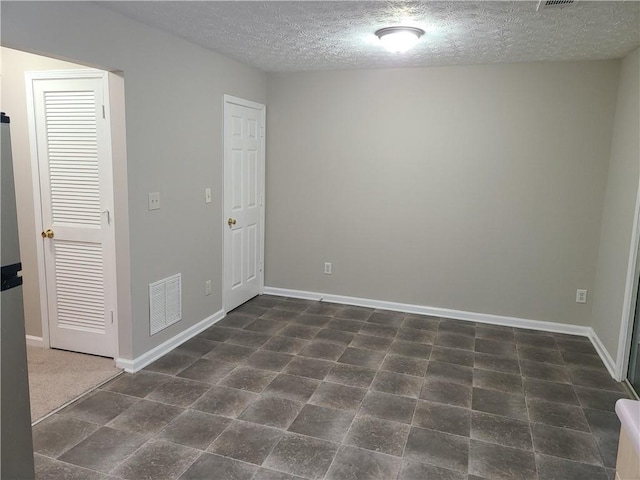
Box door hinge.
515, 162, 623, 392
259, 262, 263, 272
260, 195, 264, 207
102, 105, 106, 119
110, 311, 114, 324
260, 125, 265, 138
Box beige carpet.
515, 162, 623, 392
27, 346, 122, 423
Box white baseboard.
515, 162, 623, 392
115, 309, 225, 373
588, 328, 618, 379
26, 335, 44, 347
264, 286, 591, 336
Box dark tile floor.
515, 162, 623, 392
33, 295, 634, 480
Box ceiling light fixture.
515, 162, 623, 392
375, 26, 425, 53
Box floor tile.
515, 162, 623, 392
344, 415, 410, 457
554, 338, 598, 355
234, 303, 269, 318
413, 400, 471, 436
294, 313, 331, 328
58, 426, 146, 473
431, 346, 475, 367
298, 340, 346, 361
396, 327, 437, 344
179, 452, 256, 480
531, 423, 603, 465
175, 337, 219, 357
262, 336, 309, 354
471, 387, 528, 421
263, 433, 339, 480
198, 326, 238, 342
325, 445, 402, 480
288, 404, 355, 442
107, 399, 182, 437
239, 396, 304, 428
517, 346, 565, 365
226, 330, 272, 347
350, 334, 394, 352
314, 328, 355, 345
244, 318, 287, 334
569, 367, 626, 392
527, 398, 590, 431
191, 385, 257, 417
360, 390, 417, 424
595, 433, 618, 468
260, 309, 300, 322
389, 340, 432, 359
305, 303, 342, 316
474, 338, 518, 358
420, 378, 472, 408
435, 332, 475, 351
519, 360, 571, 383
275, 299, 310, 313
439, 319, 476, 337
536, 453, 609, 480
308, 382, 367, 412
34, 455, 103, 480
404, 426, 469, 472
336, 306, 373, 321
176, 358, 236, 384
426, 361, 473, 386
473, 369, 523, 394
218, 367, 277, 393
245, 350, 294, 372
279, 324, 321, 340
62, 390, 138, 425
145, 351, 197, 375
371, 370, 423, 398
33, 415, 100, 457
470, 411, 533, 450
474, 353, 520, 375
209, 420, 283, 465
398, 460, 466, 480
217, 312, 256, 329
146, 377, 210, 407
402, 315, 440, 331
475, 326, 515, 343
338, 347, 386, 369
380, 354, 429, 377
515, 332, 559, 350
204, 343, 256, 364
283, 357, 334, 380
469, 439, 537, 480
367, 311, 405, 327
263, 373, 320, 402
583, 408, 621, 438
326, 318, 365, 333
522, 377, 579, 405
358, 323, 398, 338
111, 439, 200, 480
157, 409, 230, 449
101, 371, 170, 398
574, 386, 628, 412
252, 468, 306, 480
562, 351, 608, 370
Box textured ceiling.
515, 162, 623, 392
100, 1, 640, 72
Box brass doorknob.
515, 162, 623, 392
227, 218, 237, 226
41, 229, 54, 239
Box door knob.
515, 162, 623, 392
41, 229, 54, 239
227, 218, 237, 227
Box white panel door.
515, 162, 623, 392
224, 96, 265, 312
28, 71, 116, 357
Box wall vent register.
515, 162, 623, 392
149, 273, 182, 335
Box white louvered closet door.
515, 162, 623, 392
30, 73, 115, 357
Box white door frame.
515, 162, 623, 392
222, 94, 266, 313
25, 69, 119, 357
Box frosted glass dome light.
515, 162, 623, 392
375, 26, 425, 53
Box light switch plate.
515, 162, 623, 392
148, 192, 160, 211
205, 188, 212, 204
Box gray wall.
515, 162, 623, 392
1, 47, 91, 339
2, 2, 267, 358
592, 48, 640, 363
266, 61, 620, 326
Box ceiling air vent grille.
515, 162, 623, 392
537, 0, 577, 10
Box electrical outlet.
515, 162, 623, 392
576, 289, 587, 304
205, 280, 212, 296
324, 262, 332, 275
205, 188, 212, 204
148, 192, 160, 211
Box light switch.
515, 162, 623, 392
205, 188, 212, 204
148, 192, 160, 211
